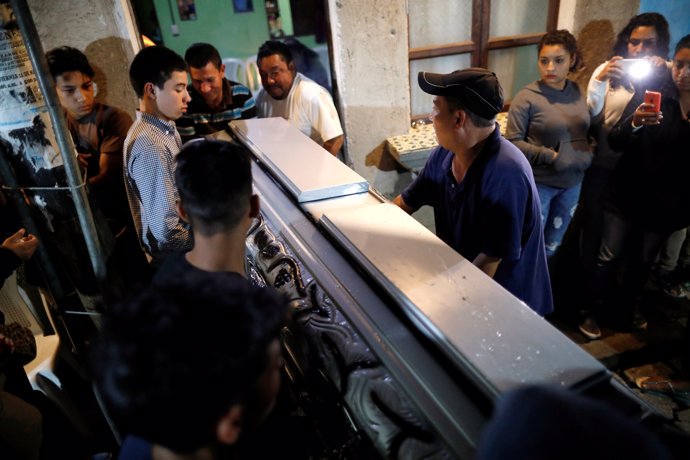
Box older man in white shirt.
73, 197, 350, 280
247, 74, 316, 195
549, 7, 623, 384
255, 40, 344, 157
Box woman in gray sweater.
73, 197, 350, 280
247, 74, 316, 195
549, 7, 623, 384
506, 30, 592, 258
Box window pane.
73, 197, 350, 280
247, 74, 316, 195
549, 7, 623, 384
409, 0, 473, 48
410, 54, 472, 117
490, 0, 549, 37
488, 45, 539, 103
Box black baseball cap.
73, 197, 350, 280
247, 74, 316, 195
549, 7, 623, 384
418, 68, 504, 119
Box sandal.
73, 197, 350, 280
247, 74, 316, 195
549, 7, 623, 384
636, 376, 690, 406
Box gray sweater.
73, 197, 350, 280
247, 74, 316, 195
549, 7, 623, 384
506, 80, 592, 189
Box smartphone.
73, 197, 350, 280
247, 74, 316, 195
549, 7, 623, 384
643, 90, 661, 112
618, 59, 651, 79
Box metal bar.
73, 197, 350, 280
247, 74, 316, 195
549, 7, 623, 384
10, 0, 107, 281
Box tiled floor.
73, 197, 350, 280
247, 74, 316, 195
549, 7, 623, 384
552, 288, 690, 434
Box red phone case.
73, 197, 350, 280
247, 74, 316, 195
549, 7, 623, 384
644, 90, 661, 112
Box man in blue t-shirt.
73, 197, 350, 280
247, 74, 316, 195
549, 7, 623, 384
394, 68, 553, 315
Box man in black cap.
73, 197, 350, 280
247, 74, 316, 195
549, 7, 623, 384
393, 68, 553, 315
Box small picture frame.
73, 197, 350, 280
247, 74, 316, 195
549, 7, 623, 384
233, 0, 254, 13
178, 0, 197, 21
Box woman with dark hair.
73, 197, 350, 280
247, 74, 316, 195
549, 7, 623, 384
507, 30, 590, 259
611, 12, 670, 60
577, 13, 671, 339
614, 33, 690, 414
581, 33, 689, 341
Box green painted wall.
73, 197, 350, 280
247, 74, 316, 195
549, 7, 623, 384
151, 0, 270, 60
146, 0, 317, 60
278, 0, 294, 36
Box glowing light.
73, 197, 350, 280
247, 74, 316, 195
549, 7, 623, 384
621, 59, 652, 79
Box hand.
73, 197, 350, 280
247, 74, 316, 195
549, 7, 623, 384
0, 334, 14, 366
632, 103, 663, 127
550, 149, 559, 164
1, 228, 39, 261
647, 55, 669, 78
552, 140, 592, 172
77, 153, 91, 174
0, 334, 14, 354
595, 56, 624, 82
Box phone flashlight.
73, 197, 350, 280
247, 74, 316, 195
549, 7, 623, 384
619, 59, 652, 79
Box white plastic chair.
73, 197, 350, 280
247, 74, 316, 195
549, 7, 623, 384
0, 272, 60, 388
222, 57, 247, 86
245, 56, 262, 93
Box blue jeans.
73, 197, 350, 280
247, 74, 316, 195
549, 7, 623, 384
537, 183, 582, 257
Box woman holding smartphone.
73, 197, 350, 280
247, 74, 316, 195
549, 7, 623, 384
574, 13, 671, 339
581, 35, 690, 340
507, 30, 590, 259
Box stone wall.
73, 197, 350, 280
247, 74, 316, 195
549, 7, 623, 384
562, 0, 640, 90
327, 0, 410, 197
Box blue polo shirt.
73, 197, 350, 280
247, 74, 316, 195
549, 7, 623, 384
402, 126, 553, 315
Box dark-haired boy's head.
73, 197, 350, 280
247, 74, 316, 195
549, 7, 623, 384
185, 42, 222, 71
257, 40, 296, 100
92, 272, 286, 453
129, 46, 188, 98
175, 139, 255, 236
46, 46, 94, 80
46, 46, 96, 120
129, 46, 190, 121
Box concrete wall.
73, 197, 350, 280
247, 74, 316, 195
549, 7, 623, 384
328, 0, 410, 197
564, 0, 640, 89
28, 0, 140, 116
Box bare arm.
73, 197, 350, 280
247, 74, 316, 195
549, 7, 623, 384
90, 108, 130, 187
322, 134, 344, 157
392, 194, 418, 214
89, 152, 121, 187
472, 252, 501, 278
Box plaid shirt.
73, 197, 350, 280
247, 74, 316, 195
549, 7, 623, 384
123, 111, 191, 260
176, 78, 256, 142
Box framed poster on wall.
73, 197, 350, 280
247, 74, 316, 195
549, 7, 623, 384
233, 0, 254, 13
178, 0, 197, 20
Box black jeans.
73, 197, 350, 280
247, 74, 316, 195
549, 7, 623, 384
578, 165, 614, 270
586, 211, 670, 319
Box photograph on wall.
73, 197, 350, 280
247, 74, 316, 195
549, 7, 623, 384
177, 0, 197, 21
233, 0, 254, 13
0, 0, 17, 30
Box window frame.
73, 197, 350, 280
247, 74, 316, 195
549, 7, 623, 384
408, 0, 560, 117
